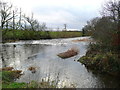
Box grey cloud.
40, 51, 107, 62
32, 5, 100, 29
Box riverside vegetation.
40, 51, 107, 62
1, 67, 77, 88
78, 43, 120, 76
78, 0, 120, 77
0, 67, 58, 88
2, 29, 82, 43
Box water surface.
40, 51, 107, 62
1, 37, 120, 88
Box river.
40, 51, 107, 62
1, 37, 120, 88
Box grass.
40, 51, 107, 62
1, 67, 76, 88
2, 29, 83, 42
2, 80, 56, 88
1, 67, 57, 88
1, 69, 22, 83
1, 66, 77, 88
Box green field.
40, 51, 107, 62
2, 29, 82, 42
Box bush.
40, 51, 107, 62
78, 49, 120, 75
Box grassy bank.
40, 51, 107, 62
2, 29, 82, 42
78, 43, 120, 76
0, 67, 57, 88
1, 67, 76, 89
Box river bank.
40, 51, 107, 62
1, 67, 57, 88
2, 30, 82, 43
78, 43, 120, 77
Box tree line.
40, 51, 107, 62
82, 0, 120, 52
0, 0, 47, 31
78, 0, 120, 76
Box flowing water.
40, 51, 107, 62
0, 37, 120, 88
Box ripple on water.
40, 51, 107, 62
1, 37, 105, 88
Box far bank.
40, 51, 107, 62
2, 29, 84, 43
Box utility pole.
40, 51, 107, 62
57, 27, 59, 31
64, 24, 67, 31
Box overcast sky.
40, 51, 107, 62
2, 0, 109, 30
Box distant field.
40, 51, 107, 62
2, 30, 82, 42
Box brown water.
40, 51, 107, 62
1, 37, 120, 88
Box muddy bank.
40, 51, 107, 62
72, 38, 91, 42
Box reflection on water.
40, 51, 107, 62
1, 37, 120, 88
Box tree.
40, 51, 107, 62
23, 13, 40, 31
102, 0, 120, 51
24, 13, 47, 31
82, 28, 85, 36
39, 23, 47, 31
102, 0, 120, 31
82, 17, 100, 36
15, 8, 23, 30
82, 0, 120, 51
0, 1, 13, 29
18, 8, 22, 29
82, 16, 115, 48
0, 1, 19, 30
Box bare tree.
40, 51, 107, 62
23, 13, 39, 31
102, 0, 120, 31
15, 8, 22, 30
0, 1, 18, 30
19, 8, 22, 29
12, 10, 15, 30
39, 23, 47, 31
24, 13, 47, 31
0, 1, 13, 29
